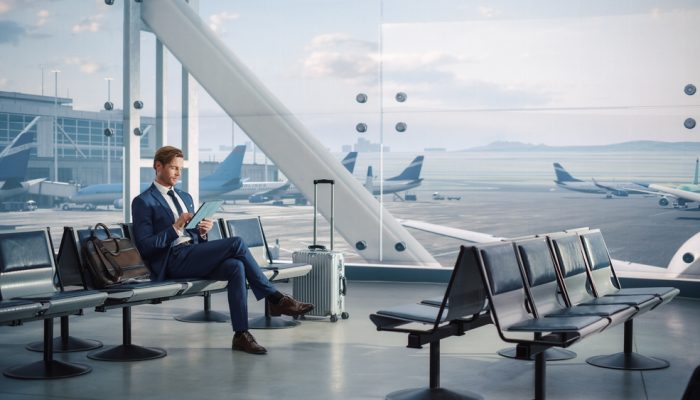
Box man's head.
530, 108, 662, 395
153, 146, 184, 188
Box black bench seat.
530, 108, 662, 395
370, 246, 490, 400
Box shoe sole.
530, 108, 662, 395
270, 306, 315, 317
232, 345, 267, 355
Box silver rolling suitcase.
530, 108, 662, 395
292, 179, 349, 322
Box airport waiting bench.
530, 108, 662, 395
0, 228, 107, 379
56, 224, 185, 361
370, 229, 679, 400
42, 217, 310, 361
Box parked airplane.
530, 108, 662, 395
0, 119, 46, 201
648, 159, 700, 208
553, 162, 648, 197
363, 155, 425, 199
66, 145, 246, 210
244, 151, 357, 204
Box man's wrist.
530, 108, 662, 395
173, 224, 183, 235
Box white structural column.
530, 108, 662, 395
155, 39, 167, 150
123, 0, 141, 223
140, 0, 438, 265
181, 0, 200, 205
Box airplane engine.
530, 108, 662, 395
113, 198, 124, 209
659, 197, 669, 207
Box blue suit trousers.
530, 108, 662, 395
166, 236, 277, 331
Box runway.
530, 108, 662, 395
1, 187, 696, 269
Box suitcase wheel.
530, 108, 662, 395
330, 314, 338, 323
341, 312, 349, 320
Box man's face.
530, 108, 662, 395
155, 156, 183, 188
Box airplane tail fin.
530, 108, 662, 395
0, 121, 37, 181
387, 155, 424, 181
365, 166, 373, 190
342, 151, 358, 174
202, 145, 246, 182
553, 162, 583, 183
694, 158, 699, 185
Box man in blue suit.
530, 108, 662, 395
132, 146, 313, 354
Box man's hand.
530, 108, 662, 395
173, 212, 193, 232
198, 218, 213, 237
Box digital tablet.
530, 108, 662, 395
185, 200, 224, 230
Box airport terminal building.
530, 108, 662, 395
0, 90, 155, 186
0, 90, 276, 206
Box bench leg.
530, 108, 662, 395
249, 297, 300, 329
586, 319, 669, 370
4, 318, 92, 380
535, 351, 546, 400
175, 292, 230, 323
385, 341, 483, 400
26, 315, 103, 353
88, 307, 167, 361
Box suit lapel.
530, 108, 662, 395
148, 184, 176, 223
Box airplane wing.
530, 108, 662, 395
399, 218, 700, 280
592, 178, 657, 196
398, 219, 504, 243
649, 183, 700, 203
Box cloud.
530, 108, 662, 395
72, 14, 103, 34
0, 1, 11, 14
0, 77, 7, 88
208, 11, 238, 34
302, 33, 378, 81
64, 56, 104, 75
0, 20, 25, 44
36, 9, 49, 26
478, 6, 500, 18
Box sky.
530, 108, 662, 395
0, 0, 699, 155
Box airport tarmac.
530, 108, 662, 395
0, 188, 696, 269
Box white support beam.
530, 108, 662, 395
181, 0, 200, 205
155, 38, 167, 150
123, 0, 142, 223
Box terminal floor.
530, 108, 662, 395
0, 281, 698, 400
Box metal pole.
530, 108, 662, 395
106, 78, 112, 184
378, 0, 384, 261
53, 70, 59, 182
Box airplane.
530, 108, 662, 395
398, 219, 700, 280
65, 145, 246, 210
648, 159, 700, 208
553, 162, 648, 198
0, 119, 46, 201
243, 151, 357, 204
363, 155, 425, 199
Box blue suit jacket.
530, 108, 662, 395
131, 183, 205, 281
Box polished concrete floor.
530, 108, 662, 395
0, 281, 698, 400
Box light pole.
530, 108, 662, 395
104, 77, 114, 184
52, 70, 60, 182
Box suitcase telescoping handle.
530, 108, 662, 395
310, 179, 334, 251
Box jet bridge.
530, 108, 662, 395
133, 0, 438, 265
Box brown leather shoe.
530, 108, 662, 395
269, 294, 314, 317
232, 331, 267, 355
